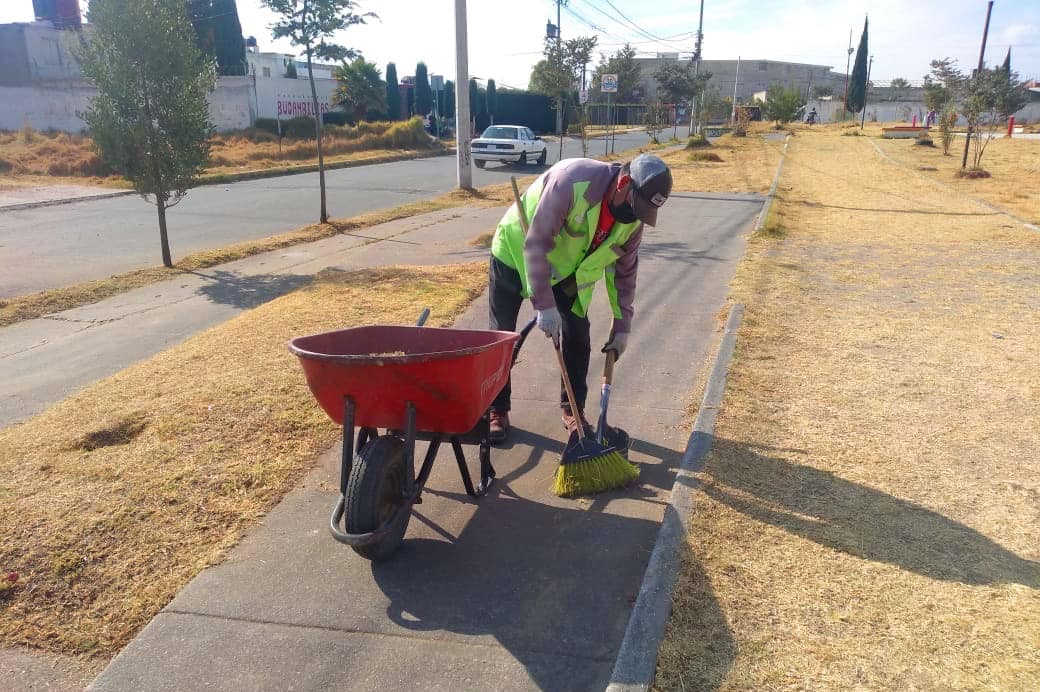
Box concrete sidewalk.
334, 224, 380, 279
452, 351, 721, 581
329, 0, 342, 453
86, 193, 764, 691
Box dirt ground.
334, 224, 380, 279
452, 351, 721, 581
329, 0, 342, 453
655, 130, 1040, 690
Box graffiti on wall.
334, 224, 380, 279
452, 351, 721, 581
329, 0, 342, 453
276, 99, 331, 117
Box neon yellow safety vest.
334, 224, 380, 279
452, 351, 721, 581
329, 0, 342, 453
491, 174, 641, 321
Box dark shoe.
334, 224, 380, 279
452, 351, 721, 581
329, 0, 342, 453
561, 407, 592, 434
489, 410, 510, 444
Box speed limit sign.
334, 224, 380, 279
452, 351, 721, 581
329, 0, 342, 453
601, 73, 618, 93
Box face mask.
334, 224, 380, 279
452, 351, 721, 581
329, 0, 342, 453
609, 190, 639, 224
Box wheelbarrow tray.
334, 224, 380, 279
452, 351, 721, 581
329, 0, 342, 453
289, 325, 520, 435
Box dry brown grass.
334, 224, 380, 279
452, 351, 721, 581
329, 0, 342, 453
875, 135, 1040, 224
0, 119, 435, 184
660, 134, 783, 194
0, 262, 488, 657
0, 130, 119, 185
655, 131, 1040, 690
0, 182, 522, 328
206, 118, 435, 175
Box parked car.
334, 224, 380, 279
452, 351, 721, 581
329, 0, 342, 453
470, 125, 548, 168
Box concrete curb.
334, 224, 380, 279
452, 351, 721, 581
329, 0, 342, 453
0, 189, 134, 213
868, 139, 1039, 233
755, 134, 791, 231
606, 303, 745, 692
194, 147, 453, 187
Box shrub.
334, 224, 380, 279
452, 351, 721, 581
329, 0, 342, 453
250, 119, 281, 137
686, 132, 711, 148
322, 111, 351, 127
20, 122, 34, 144
689, 150, 723, 162
915, 133, 935, 146
954, 168, 991, 179
0, 157, 13, 173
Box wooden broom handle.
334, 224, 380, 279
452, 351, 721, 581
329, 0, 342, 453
603, 348, 615, 385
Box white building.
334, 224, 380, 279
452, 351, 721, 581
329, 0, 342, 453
245, 48, 340, 121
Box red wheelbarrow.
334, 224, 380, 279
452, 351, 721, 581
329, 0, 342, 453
289, 311, 535, 560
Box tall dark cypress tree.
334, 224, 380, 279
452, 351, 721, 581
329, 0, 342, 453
415, 62, 432, 116
443, 79, 455, 118
386, 62, 401, 119
1000, 47, 1011, 76
188, 0, 246, 76
213, 0, 246, 76
486, 78, 497, 125
846, 17, 869, 114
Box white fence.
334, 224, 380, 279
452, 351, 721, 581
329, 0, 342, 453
806, 97, 1040, 125
0, 75, 340, 133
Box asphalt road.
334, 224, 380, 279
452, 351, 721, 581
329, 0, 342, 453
0, 129, 686, 298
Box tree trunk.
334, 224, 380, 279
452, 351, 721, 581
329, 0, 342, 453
156, 197, 173, 268
305, 43, 328, 224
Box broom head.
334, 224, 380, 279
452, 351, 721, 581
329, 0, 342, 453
552, 428, 639, 497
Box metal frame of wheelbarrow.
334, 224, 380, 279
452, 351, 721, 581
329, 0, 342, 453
328, 317, 537, 549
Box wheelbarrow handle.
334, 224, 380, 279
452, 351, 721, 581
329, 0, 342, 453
511, 317, 538, 367
416, 308, 431, 327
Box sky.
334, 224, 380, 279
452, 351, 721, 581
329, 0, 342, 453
2, 0, 1037, 87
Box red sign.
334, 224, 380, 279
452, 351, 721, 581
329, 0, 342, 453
277, 100, 330, 117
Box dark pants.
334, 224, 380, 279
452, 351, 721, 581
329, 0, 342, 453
488, 256, 591, 413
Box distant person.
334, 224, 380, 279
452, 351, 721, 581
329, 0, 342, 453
806, 108, 818, 125
927, 110, 937, 127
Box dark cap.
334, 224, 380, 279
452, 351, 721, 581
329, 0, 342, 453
628, 154, 672, 226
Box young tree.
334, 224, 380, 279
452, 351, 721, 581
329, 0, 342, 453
811, 84, 834, 98
414, 62, 432, 116
385, 62, 401, 119
261, 0, 373, 223
654, 61, 710, 139
486, 78, 497, 125
80, 0, 216, 269
594, 43, 640, 101
846, 17, 869, 115
922, 57, 965, 113
334, 59, 386, 121
761, 83, 805, 127
643, 101, 668, 144
962, 67, 1028, 171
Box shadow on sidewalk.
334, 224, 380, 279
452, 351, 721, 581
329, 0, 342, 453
192, 270, 312, 309
367, 428, 735, 690
701, 438, 1040, 588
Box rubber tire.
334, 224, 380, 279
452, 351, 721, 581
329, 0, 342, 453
475, 159, 486, 169
537, 147, 547, 165
345, 435, 410, 561
518, 151, 527, 166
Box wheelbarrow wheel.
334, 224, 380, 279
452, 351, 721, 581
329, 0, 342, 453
345, 434, 411, 561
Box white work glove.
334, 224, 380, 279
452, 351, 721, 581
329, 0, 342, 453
602, 331, 629, 360
536, 307, 562, 341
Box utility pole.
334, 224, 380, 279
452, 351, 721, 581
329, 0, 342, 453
860, 55, 873, 129
454, 0, 472, 189
962, 0, 994, 169
556, 0, 564, 162
690, 0, 705, 134
843, 28, 853, 120
730, 56, 740, 122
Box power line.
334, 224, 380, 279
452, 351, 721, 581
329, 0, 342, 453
577, 0, 688, 47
